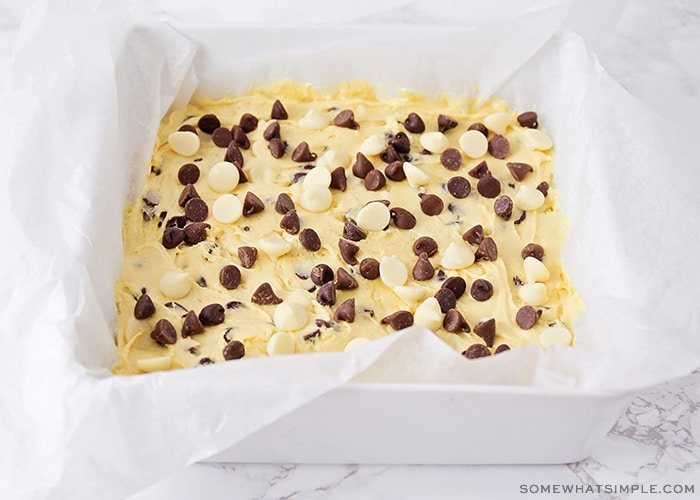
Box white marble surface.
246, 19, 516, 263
129, 2, 700, 497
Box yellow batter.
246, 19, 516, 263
113, 81, 582, 374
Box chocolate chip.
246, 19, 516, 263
343, 219, 367, 241
380, 145, 401, 163
198, 114, 220, 134
333, 109, 359, 129
238, 246, 258, 268
239, 113, 258, 133
150, 319, 177, 345
226, 301, 243, 310
507, 162, 534, 181
263, 121, 281, 141
225, 142, 244, 167
162, 227, 185, 249
223, 340, 245, 360
364, 169, 386, 191
242, 191, 265, 216
275, 192, 295, 214
185, 197, 209, 222
494, 344, 511, 354
462, 344, 491, 359
236, 164, 248, 184
413, 236, 438, 257
352, 152, 374, 179
251, 282, 283, 305
517, 111, 538, 129
419, 193, 444, 216
231, 125, 250, 149
437, 114, 458, 133
303, 330, 321, 341
384, 161, 406, 181
178, 183, 200, 207
291, 141, 316, 162
514, 211, 526, 225
477, 175, 501, 198
334, 298, 355, 323
537, 181, 549, 197
271, 99, 288, 120
381, 310, 414, 330
316, 282, 337, 306
330, 167, 347, 191
219, 264, 241, 290
434, 288, 457, 313
475, 237, 498, 261
212, 127, 232, 147
300, 228, 321, 251
404, 112, 425, 133
197, 303, 224, 326
338, 239, 360, 265
440, 148, 462, 171
359, 258, 380, 280
178, 124, 197, 134
182, 310, 204, 337
516, 306, 541, 329
468, 123, 489, 137
470, 279, 494, 301
412, 253, 434, 281
134, 293, 155, 320
443, 309, 470, 333
389, 132, 411, 154
310, 264, 334, 286
473, 318, 496, 347
164, 301, 187, 314
521, 243, 544, 261
335, 268, 358, 290
178, 163, 200, 185
196, 276, 207, 288
184, 222, 210, 245
468, 160, 490, 179
446, 176, 471, 198
198, 357, 214, 365
280, 209, 300, 235
441, 276, 466, 299
494, 195, 513, 220
390, 207, 417, 230
462, 224, 484, 245
488, 135, 510, 159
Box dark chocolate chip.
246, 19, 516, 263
446, 176, 471, 199
516, 306, 541, 330
310, 264, 334, 286
182, 310, 204, 337
440, 148, 462, 171
413, 236, 438, 257
300, 228, 321, 252
196, 276, 207, 288
514, 211, 527, 225
477, 175, 501, 198
178, 183, 200, 207
271, 99, 288, 120
404, 112, 425, 133
470, 279, 494, 301
412, 252, 435, 281
462, 344, 491, 359
198, 114, 220, 134
352, 152, 374, 179
473, 318, 496, 347
517, 111, 538, 129
231, 125, 250, 149
178, 124, 197, 134
185, 197, 209, 222
162, 227, 185, 249
330, 167, 347, 191
238, 246, 258, 268
225, 142, 244, 166
291, 141, 317, 162
178, 163, 200, 185
338, 239, 360, 265
434, 288, 457, 313
521, 243, 544, 261
381, 310, 414, 330
468, 160, 490, 179
419, 193, 444, 216
242, 191, 265, 216
263, 121, 281, 141
343, 219, 367, 241
219, 264, 241, 290
316, 281, 337, 306
388, 132, 411, 154
335, 268, 358, 290
390, 207, 417, 230
488, 135, 510, 159
364, 169, 386, 191
303, 330, 321, 341
239, 113, 258, 133
251, 282, 283, 305
134, 293, 155, 320
151, 319, 177, 345
226, 300, 243, 310
384, 161, 406, 181
494, 344, 511, 354
443, 309, 470, 333
333, 109, 359, 129
275, 192, 295, 214
359, 258, 380, 280
537, 181, 549, 197
475, 237, 498, 261
198, 303, 224, 326
223, 340, 245, 360
441, 276, 466, 299
236, 164, 248, 184
280, 209, 300, 235
380, 145, 401, 163
334, 298, 355, 323
212, 127, 232, 147
164, 301, 187, 314
438, 114, 458, 133
183, 222, 210, 245
462, 224, 484, 245
468, 122, 489, 137
494, 195, 513, 220
507, 162, 534, 181
198, 357, 214, 365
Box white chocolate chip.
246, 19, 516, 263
252, 139, 268, 158
344, 337, 371, 351
359, 134, 386, 156
212, 194, 243, 223
273, 302, 309, 331
413, 297, 443, 331
524, 128, 553, 151
302, 166, 332, 189
402, 161, 430, 187
419, 131, 449, 153
524, 256, 550, 283
300, 186, 333, 212
392, 285, 428, 306
167, 131, 200, 156
483, 112, 510, 135
380, 255, 408, 288
208, 161, 240, 193
258, 235, 292, 261
266, 331, 296, 355
356, 201, 391, 231
159, 271, 192, 299
514, 185, 545, 211
298, 108, 330, 129
316, 149, 349, 170
136, 356, 171, 373
440, 242, 475, 270
518, 282, 548, 305
458, 129, 488, 158
540, 325, 572, 347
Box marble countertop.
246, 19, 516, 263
130, 2, 700, 498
